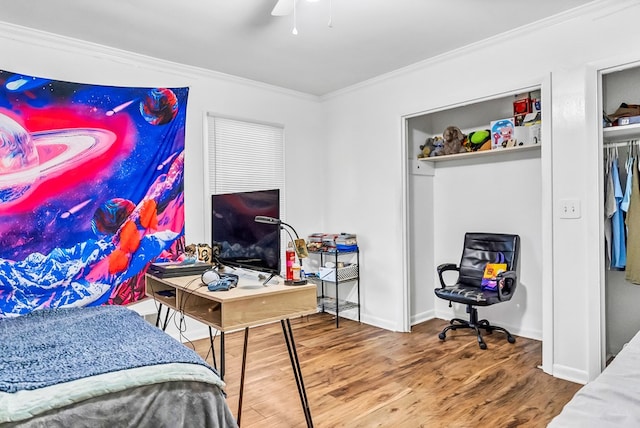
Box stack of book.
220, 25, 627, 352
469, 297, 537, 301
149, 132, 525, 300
307, 232, 359, 252
335, 233, 358, 252
148, 260, 212, 278
307, 233, 324, 252
321, 234, 338, 252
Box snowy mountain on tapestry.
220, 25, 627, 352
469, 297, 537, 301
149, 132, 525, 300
0, 70, 188, 317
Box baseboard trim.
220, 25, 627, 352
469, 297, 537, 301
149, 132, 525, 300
552, 364, 589, 385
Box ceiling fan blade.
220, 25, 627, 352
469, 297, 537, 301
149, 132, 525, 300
271, 0, 296, 16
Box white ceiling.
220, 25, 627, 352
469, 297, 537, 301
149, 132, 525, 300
0, 0, 596, 96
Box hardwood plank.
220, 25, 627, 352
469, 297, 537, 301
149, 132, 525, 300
192, 313, 581, 428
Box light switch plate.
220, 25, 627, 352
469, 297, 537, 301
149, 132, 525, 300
560, 199, 581, 219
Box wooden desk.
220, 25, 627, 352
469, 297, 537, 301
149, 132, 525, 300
145, 273, 317, 331
145, 273, 316, 427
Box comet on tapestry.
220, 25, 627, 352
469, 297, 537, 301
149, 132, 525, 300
60, 199, 94, 219
106, 99, 137, 117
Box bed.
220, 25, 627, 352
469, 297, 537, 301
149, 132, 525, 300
0, 305, 237, 427
548, 329, 640, 427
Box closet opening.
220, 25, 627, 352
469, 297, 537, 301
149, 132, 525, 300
401, 79, 553, 373
600, 65, 640, 364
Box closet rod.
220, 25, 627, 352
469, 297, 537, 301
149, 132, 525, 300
603, 139, 640, 148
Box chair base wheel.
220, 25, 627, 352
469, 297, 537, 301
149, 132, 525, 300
436, 305, 516, 349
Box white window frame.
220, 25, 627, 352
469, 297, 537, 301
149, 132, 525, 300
204, 113, 286, 253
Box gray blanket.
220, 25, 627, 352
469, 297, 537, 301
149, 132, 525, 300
0, 305, 214, 393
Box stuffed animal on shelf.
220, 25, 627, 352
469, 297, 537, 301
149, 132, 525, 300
466, 129, 492, 151
417, 136, 444, 158
441, 126, 467, 155
430, 136, 445, 157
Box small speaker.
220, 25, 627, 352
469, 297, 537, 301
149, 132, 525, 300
201, 268, 221, 286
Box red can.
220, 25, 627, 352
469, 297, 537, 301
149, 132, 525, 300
286, 244, 295, 281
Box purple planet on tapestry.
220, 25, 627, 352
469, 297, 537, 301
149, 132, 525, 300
92, 198, 137, 237
140, 88, 179, 125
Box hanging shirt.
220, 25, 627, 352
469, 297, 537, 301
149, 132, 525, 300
626, 157, 640, 283
622, 156, 634, 213
604, 158, 616, 269
611, 159, 627, 269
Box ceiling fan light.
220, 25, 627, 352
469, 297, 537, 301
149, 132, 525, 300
292, 0, 298, 35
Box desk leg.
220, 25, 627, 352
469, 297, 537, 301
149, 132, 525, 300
155, 303, 163, 328
208, 327, 217, 372
162, 306, 171, 331
220, 332, 225, 380
237, 327, 249, 427
281, 319, 314, 428
335, 281, 340, 328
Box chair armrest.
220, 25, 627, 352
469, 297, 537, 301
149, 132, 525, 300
437, 263, 459, 288
496, 270, 517, 301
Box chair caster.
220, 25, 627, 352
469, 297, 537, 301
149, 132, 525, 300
507, 335, 516, 344
438, 332, 446, 341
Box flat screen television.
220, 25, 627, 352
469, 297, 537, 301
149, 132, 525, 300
211, 189, 281, 277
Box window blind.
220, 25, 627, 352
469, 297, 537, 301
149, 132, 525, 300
206, 114, 285, 214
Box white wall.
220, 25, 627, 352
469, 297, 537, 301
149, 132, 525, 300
0, 23, 326, 340
432, 154, 542, 339
4, 0, 640, 383
321, 0, 640, 383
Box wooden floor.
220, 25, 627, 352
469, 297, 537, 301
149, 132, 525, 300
192, 313, 581, 428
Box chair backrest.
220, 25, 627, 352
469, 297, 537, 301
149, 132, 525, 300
458, 232, 520, 288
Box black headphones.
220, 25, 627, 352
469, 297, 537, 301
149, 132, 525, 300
201, 268, 239, 291
201, 268, 220, 285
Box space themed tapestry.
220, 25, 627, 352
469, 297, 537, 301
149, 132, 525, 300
0, 70, 188, 317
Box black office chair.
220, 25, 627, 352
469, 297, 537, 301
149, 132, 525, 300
434, 232, 520, 350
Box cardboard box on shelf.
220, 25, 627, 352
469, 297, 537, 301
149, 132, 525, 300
319, 263, 358, 282
513, 97, 531, 117
513, 112, 541, 146
618, 115, 640, 126
514, 124, 541, 146
532, 97, 541, 113
513, 92, 540, 126
490, 118, 515, 149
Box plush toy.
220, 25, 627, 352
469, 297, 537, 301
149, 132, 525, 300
467, 129, 491, 152
417, 136, 444, 158
441, 126, 467, 155
430, 136, 445, 157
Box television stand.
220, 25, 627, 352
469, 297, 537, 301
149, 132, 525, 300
221, 265, 279, 286
285, 278, 308, 286
260, 272, 279, 286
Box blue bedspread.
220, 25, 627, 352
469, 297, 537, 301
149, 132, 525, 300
0, 305, 214, 393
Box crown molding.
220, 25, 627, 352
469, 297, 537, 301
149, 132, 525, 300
321, 0, 620, 101
0, 21, 320, 102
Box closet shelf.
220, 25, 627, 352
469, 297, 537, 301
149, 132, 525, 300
418, 144, 540, 162
603, 123, 640, 142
